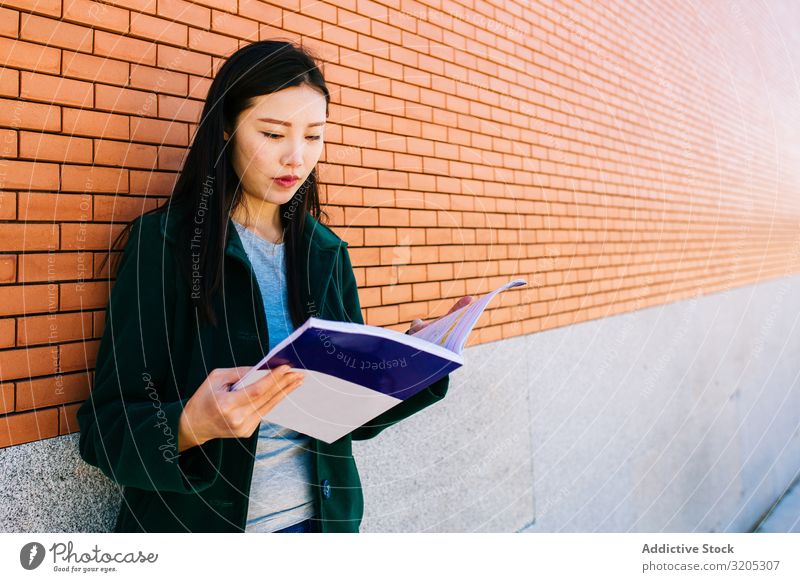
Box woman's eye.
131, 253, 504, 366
261, 133, 322, 141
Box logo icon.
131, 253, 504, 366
20, 542, 46, 570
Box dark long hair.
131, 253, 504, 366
101, 40, 331, 328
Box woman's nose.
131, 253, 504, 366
281, 142, 304, 166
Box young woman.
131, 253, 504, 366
77, 40, 472, 533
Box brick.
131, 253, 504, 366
19, 13, 93, 52
0, 160, 59, 191
61, 223, 125, 251
62, 0, 130, 34
322, 25, 358, 53
0, 128, 17, 157
322, 63, 359, 87
0, 99, 61, 131
238, 0, 281, 24
62, 108, 129, 141
130, 116, 188, 146
0, 37, 60, 74
300, 0, 337, 24
381, 283, 412, 304
17, 313, 93, 347
96, 84, 157, 116
0, 408, 59, 448
0, 382, 13, 413
188, 75, 212, 100
18, 132, 93, 164
130, 65, 188, 96
283, 11, 322, 37
18, 253, 89, 283
158, 94, 203, 123
158, 45, 213, 77
341, 86, 374, 110
62, 51, 130, 86
0, 345, 58, 381
0, 318, 15, 348
92, 194, 152, 221
325, 185, 363, 206
157, 0, 211, 30
59, 339, 100, 372
0, 255, 15, 284
60, 281, 110, 311
94, 30, 157, 66
188, 28, 239, 57
342, 165, 378, 187
157, 146, 187, 171
17, 192, 92, 221
130, 12, 188, 46
412, 281, 441, 301
129, 170, 177, 195
94, 140, 158, 169
361, 148, 393, 169
0, 67, 18, 97
0, 0, 60, 17
0, 284, 55, 316
211, 10, 259, 40
365, 304, 398, 327
0, 7, 19, 36
59, 402, 82, 435
364, 227, 396, 246
61, 165, 129, 193
103, 0, 156, 10
326, 143, 363, 167
337, 8, 371, 35
342, 126, 376, 148
20, 72, 93, 108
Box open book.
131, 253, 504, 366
229, 278, 527, 443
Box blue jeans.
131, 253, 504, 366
275, 517, 319, 533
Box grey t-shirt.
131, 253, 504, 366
233, 220, 316, 533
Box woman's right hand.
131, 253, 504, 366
177, 365, 304, 452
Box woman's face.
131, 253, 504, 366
225, 84, 327, 208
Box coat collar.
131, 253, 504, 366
158, 208, 347, 317
157, 209, 347, 252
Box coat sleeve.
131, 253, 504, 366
76, 215, 223, 494
334, 245, 450, 441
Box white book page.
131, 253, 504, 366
409, 278, 527, 354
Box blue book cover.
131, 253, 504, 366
229, 278, 527, 443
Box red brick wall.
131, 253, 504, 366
1, 0, 799, 447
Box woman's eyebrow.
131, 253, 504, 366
257, 117, 326, 127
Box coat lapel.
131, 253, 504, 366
159, 209, 346, 320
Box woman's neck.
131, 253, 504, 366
231, 195, 284, 244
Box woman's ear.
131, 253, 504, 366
223, 130, 230, 141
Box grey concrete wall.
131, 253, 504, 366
2, 275, 798, 532
356, 274, 800, 532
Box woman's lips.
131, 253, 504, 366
274, 177, 299, 187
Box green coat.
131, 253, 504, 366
76, 211, 449, 533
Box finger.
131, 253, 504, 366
208, 367, 255, 393
254, 374, 304, 418
407, 319, 425, 333
229, 364, 292, 401
447, 295, 474, 314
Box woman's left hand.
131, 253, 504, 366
406, 295, 475, 335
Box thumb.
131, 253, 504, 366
449, 295, 474, 313
211, 366, 255, 390
458, 295, 474, 307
